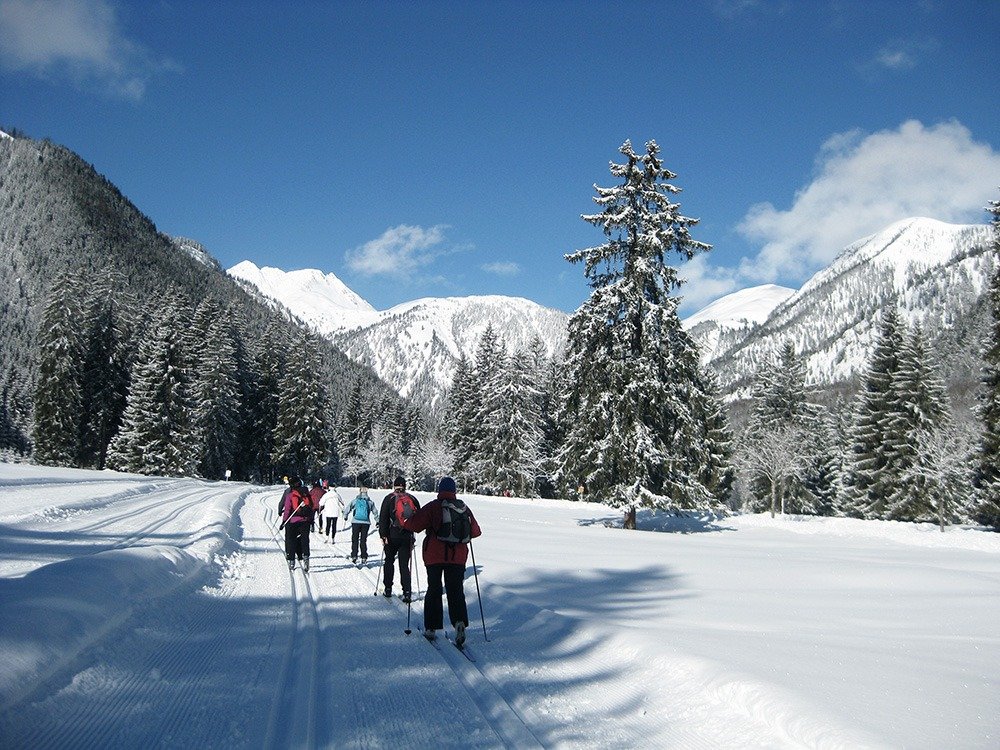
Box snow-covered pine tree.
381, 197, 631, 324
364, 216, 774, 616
77, 273, 132, 469
487, 344, 545, 496
885, 326, 949, 522
557, 139, 729, 527
33, 273, 86, 466
468, 331, 509, 491
189, 300, 241, 480
841, 308, 905, 519
106, 293, 198, 476
270, 337, 333, 479
741, 342, 824, 514
445, 353, 478, 489
976, 192, 1000, 529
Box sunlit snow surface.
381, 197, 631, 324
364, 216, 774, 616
1, 463, 997, 748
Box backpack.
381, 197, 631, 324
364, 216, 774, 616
287, 488, 312, 519
392, 492, 417, 529
354, 497, 370, 522
436, 498, 472, 544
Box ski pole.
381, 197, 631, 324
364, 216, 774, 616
373, 546, 384, 596
412, 538, 421, 596
404, 549, 414, 635
278, 500, 306, 531
469, 539, 489, 642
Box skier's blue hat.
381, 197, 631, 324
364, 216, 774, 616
438, 476, 457, 494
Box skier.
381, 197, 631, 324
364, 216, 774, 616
321, 484, 344, 543
309, 479, 326, 534
343, 485, 376, 563
378, 476, 421, 601
282, 475, 315, 572
401, 476, 481, 646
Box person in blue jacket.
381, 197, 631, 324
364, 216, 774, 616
343, 486, 376, 563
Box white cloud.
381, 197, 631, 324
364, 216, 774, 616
677, 254, 740, 314
0, 0, 176, 100
737, 120, 1000, 282
345, 224, 449, 277
481, 261, 520, 276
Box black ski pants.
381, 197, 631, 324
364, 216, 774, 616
325, 516, 337, 539
284, 521, 310, 561
382, 535, 414, 594
350, 523, 370, 560
423, 563, 468, 631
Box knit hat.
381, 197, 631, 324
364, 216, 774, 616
289, 475, 303, 488
393, 476, 406, 490
437, 476, 457, 494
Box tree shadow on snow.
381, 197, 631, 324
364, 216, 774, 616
577, 508, 737, 534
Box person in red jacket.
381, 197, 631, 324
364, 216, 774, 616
401, 476, 481, 645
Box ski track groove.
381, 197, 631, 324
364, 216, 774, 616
4, 489, 265, 750
262, 506, 321, 750
351, 548, 544, 749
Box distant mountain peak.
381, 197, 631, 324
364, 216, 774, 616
683, 284, 795, 331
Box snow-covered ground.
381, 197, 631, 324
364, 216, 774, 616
0, 463, 997, 748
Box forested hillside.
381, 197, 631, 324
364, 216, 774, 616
0, 132, 402, 474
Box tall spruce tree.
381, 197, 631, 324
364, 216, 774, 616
190, 301, 241, 480
106, 295, 198, 476
742, 342, 824, 514
976, 193, 1000, 528
271, 338, 333, 478
841, 308, 905, 519
885, 326, 948, 522
446, 354, 478, 489
558, 139, 730, 526
77, 273, 132, 469
33, 273, 86, 466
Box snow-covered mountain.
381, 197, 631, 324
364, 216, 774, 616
683, 284, 795, 362
227, 262, 569, 406
228, 261, 379, 332
701, 217, 995, 396
333, 295, 568, 404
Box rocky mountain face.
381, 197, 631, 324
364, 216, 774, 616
690, 218, 995, 399
228, 260, 569, 408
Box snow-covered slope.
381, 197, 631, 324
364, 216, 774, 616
171, 236, 221, 271
704, 218, 994, 394
683, 284, 795, 362
2, 462, 997, 748
228, 262, 569, 405
228, 261, 379, 332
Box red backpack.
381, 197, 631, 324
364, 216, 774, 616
392, 492, 417, 528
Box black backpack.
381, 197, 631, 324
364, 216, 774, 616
436, 498, 472, 544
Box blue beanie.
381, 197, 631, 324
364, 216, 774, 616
437, 476, 457, 494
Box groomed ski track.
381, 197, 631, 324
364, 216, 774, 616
0, 473, 895, 748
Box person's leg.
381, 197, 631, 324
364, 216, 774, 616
359, 524, 369, 559
300, 523, 310, 559
443, 564, 469, 627
350, 524, 360, 560
424, 564, 445, 631
398, 538, 413, 595
284, 525, 296, 567
383, 539, 399, 591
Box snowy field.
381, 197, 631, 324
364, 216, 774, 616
0, 463, 997, 749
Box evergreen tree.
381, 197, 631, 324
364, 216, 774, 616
446, 354, 479, 488
976, 192, 1000, 528
742, 343, 825, 514
77, 273, 132, 469
271, 338, 333, 478
557, 139, 729, 526
842, 308, 905, 518
33, 273, 86, 466
488, 346, 545, 496
190, 301, 241, 480
107, 295, 197, 476
885, 326, 948, 521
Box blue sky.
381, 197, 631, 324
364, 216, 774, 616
2, 0, 998, 314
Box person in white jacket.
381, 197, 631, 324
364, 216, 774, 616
321, 486, 344, 543
343, 487, 375, 563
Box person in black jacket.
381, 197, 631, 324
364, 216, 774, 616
379, 476, 420, 601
